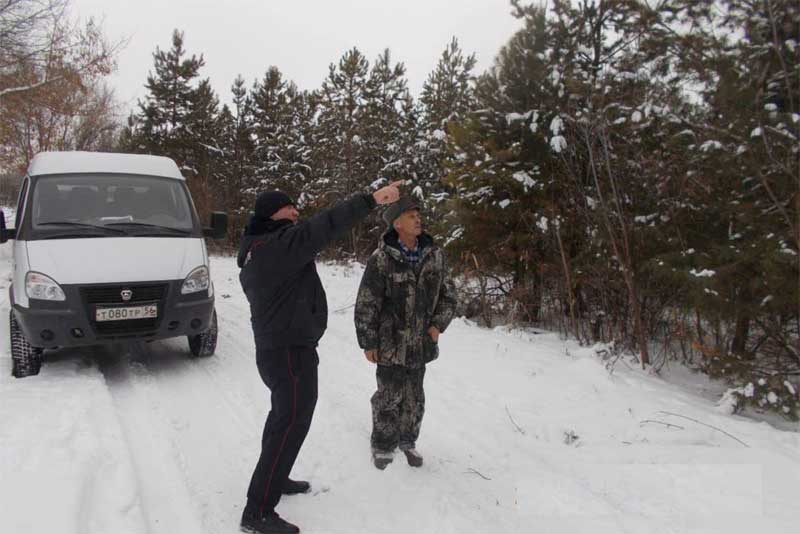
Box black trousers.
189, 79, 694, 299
246, 346, 319, 516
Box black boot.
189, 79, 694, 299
402, 448, 423, 467
240, 508, 300, 534
372, 448, 394, 470
282, 478, 311, 495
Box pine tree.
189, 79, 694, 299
545, 0, 677, 364
250, 67, 313, 207
445, 6, 558, 325
223, 75, 256, 214
420, 37, 477, 130
312, 47, 373, 255
130, 30, 205, 163
313, 48, 370, 200
186, 78, 224, 210
215, 75, 256, 246
120, 30, 222, 218
446, 0, 689, 360
417, 38, 477, 231
251, 67, 291, 194
286, 88, 317, 210
363, 48, 412, 185
642, 0, 799, 415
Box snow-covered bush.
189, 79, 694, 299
706, 354, 799, 420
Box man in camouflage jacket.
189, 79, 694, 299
354, 197, 457, 469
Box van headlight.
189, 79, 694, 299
181, 266, 210, 295
26, 271, 66, 301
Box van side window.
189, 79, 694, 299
15, 178, 29, 228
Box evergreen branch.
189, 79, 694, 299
765, 0, 797, 112
754, 146, 800, 251
669, 115, 745, 144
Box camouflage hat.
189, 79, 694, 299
382, 197, 420, 226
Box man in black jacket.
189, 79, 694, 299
237, 183, 400, 534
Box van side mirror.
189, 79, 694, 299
203, 211, 227, 240
0, 211, 16, 244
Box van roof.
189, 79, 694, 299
27, 152, 185, 181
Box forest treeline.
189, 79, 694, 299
1, 1, 798, 417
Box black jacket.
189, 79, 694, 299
238, 193, 376, 349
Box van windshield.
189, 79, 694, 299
30, 174, 197, 237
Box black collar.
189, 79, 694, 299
245, 215, 293, 235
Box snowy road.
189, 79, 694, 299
1, 254, 799, 534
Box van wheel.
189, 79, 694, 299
10, 310, 43, 378
188, 309, 217, 358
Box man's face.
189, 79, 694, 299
393, 209, 422, 237
271, 204, 299, 224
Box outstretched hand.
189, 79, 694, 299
372, 180, 403, 205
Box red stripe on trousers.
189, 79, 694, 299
259, 348, 298, 516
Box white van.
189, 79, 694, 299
0, 152, 227, 378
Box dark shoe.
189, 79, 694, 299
240, 509, 300, 534
282, 478, 311, 495
372, 448, 394, 470
402, 448, 423, 467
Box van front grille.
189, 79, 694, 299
83, 284, 168, 304
81, 282, 169, 336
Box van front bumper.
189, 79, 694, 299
11, 280, 215, 349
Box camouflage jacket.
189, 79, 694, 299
354, 230, 457, 368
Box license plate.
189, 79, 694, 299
95, 304, 158, 322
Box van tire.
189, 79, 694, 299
188, 309, 217, 358
10, 310, 44, 378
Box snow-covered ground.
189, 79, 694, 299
1, 252, 799, 534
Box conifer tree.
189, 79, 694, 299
186, 78, 224, 203
640, 0, 799, 413
286, 88, 317, 210
130, 30, 205, 162
223, 75, 256, 214
251, 67, 291, 193
363, 48, 412, 184
417, 38, 477, 230
313, 48, 370, 202
420, 37, 477, 130
250, 67, 313, 208
445, 6, 558, 324
120, 30, 222, 216
312, 47, 373, 254
215, 75, 256, 246
545, 0, 673, 364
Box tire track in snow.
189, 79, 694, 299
85, 260, 275, 534
97, 346, 208, 534
96, 328, 272, 534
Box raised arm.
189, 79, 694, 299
278, 182, 402, 270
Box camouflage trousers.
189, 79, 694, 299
370, 365, 426, 452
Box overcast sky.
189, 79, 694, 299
70, 0, 525, 113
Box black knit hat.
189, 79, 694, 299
382, 197, 419, 227
255, 191, 293, 219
